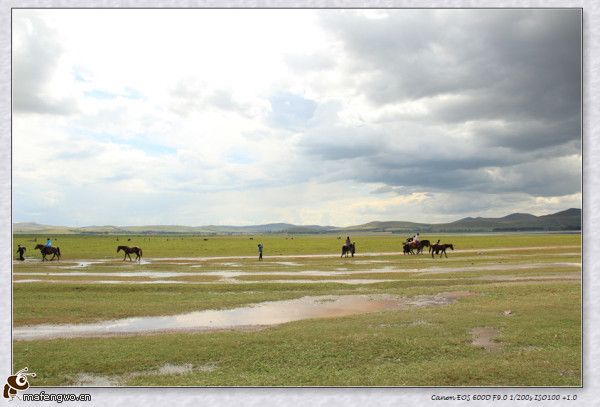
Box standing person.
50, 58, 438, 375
258, 242, 263, 261
44, 237, 52, 248
16, 245, 26, 261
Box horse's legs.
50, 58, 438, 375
123, 253, 127, 261
127, 253, 132, 261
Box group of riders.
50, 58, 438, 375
403, 233, 454, 257
18, 234, 451, 262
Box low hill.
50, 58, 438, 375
13, 208, 580, 235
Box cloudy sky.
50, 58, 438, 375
12, 9, 581, 227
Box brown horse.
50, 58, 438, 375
341, 243, 356, 258
117, 245, 143, 262
404, 240, 430, 255
430, 243, 454, 258
34, 244, 61, 261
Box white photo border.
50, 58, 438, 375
1, 1, 594, 406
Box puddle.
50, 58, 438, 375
272, 261, 301, 266
14, 271, 197, 278
477, 273, 580, 282
14, 263, 580, 281
59, 261, 102, 269
13, 277, 395, 286
236, 279, 394, 285
71, 363, 217, 386
14, 279, 195, 285
414, 262, 580, 275
14, 292, 470, 341
470, 327, 502, 351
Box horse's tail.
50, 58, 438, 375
139, 248, 143, 258
57, 247, 61, 255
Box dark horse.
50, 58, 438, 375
341, 242, 356, 258
117, 245, 143, 262
430, 243, 454, 258
34, 244, 61, 261
404, 239, 430, 255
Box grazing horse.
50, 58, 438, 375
117, 245, 143, 262
34, 244, 61, 261
430, 243, 454, 258
341, 242, 356, 258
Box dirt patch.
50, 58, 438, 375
470, 327, 502, 351
15, 292, 471, 341
71, 362, 218, 386
72, 373, 119, 386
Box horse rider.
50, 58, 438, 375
412, 233, 420, 247
345, 236, 351, 248
44, 238, 52, 248
16, 245, 26, 261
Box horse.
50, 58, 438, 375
34, 244, 61, 261
430, 243, 454, 258
404, 239, 430, 255
117, 245, 143, 262
341, 242, 356, 258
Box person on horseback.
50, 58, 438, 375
44, 238, 52, 248
345, 236, 351, 248
411, 233, 420, 248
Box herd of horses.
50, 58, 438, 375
401, 239, 455, 258
28, 238, 452, 262
340, 238, 453, 258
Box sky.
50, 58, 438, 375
12, 9, 581, 227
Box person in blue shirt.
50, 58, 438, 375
44, 238, 52, 248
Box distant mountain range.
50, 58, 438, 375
12, 208, 581, 235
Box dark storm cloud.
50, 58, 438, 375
322, 9, 580, 121
297, 9, 581, 200
301, 125, 381, 160
471, 117, 581, 151
13, 14, 78, 115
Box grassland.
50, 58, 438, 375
13, 233, 579, 258
12, 233, 581, 386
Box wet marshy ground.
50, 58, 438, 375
14, 292, 471, 341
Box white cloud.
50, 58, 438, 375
12, 9, 581, 226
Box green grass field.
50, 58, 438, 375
12, 233, 581, 386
